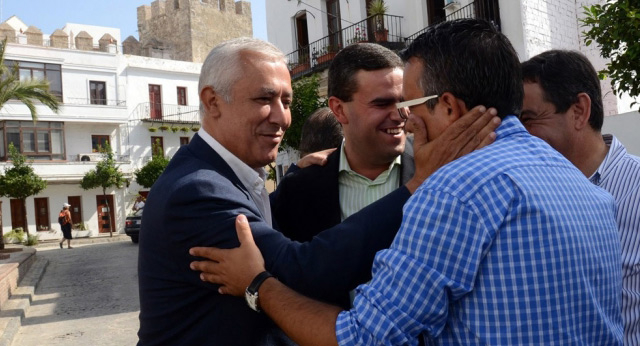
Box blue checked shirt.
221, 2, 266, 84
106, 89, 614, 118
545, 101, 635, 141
590, 134, 640, 346
335, 116, 623, 345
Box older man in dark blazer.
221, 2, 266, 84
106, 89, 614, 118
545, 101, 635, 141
137, 37, 499, 345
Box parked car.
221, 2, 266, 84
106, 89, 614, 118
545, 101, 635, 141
125, 208, 143, 243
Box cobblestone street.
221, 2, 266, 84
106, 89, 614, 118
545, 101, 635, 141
11, 241, 139, 345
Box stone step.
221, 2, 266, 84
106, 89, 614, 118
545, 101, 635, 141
0, 257, 48, 346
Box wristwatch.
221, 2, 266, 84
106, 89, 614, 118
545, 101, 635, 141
245, 271, 274, 312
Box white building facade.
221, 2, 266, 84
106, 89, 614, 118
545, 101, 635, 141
0, 18, 202, 240
267, 0, 640, 169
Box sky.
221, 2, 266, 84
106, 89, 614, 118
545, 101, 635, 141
1, 0, 267, 41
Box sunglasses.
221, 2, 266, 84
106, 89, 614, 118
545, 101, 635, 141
395, 95, 439, 120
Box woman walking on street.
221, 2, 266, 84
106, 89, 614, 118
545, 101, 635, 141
58, 203, 73, 249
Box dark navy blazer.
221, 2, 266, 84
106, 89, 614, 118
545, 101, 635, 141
273, 140, 415, 243
137, 134, 411, 345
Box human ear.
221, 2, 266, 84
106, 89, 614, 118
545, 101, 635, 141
329, 96, 349, 125
439, 92, 468, 123
572, 93, 592, 131
200, 86, 221, 118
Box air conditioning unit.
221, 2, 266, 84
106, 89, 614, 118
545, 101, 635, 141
77, 153, 103, 162
444, 0, 459, 8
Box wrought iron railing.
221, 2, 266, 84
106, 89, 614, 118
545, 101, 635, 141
129, 102, 200, 124
405, 0, 501, 46
286, 14, 403, 79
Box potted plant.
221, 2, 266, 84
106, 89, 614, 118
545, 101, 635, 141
191, 126, 200, 132
349, 26, 368, 45
180, 126, 190, 133
159, 124, 170, 132
3, 228, 24, 244
148, 126, 158, 133
170, 126, 180, 133
290, 53, 310, 75
368, 0, 388, 42
72, 223, 90, 238
316, 44, 341, 64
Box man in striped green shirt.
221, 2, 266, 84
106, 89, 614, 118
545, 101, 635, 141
273, 43, 414, 248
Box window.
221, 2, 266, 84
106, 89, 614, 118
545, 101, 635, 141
90, 81, 106, 105
91, 135, 110, 152
4, 60, 62, 100
0, 121, 65, 161
180, 137, 190, 146
177, 87, 187, 106
151, 136, 164, 157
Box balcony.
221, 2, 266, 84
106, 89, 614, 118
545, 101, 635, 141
285, 1, 502, 81
405, 0, 501, 45
129, 102, 200, 125
286, 14, 404, 80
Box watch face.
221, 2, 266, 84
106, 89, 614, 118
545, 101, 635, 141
245, 289, 259, 311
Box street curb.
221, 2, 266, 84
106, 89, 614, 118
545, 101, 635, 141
0, 257, 48, 346
36, 234, 131, 249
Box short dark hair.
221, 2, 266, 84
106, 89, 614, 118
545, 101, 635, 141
400, 19, 522, 118
299, 107, 343, 157
521, 50, 604, 131
328, 43, 403, 101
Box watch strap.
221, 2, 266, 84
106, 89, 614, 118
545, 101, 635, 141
247, 271, 274, 294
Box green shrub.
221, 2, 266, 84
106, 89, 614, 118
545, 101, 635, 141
3, 228, 25, 243
24, 233, 39, 246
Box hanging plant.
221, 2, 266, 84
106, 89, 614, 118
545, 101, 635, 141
148, 127, 158, 133
191, 126, 200, 132
170, 126, 180, 133
180, 126, 190, 133
159, 124, 170, 132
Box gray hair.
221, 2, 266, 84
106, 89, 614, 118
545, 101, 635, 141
198, 37, 287, 121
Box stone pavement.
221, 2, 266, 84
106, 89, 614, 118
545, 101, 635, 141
0, 234, 130, 346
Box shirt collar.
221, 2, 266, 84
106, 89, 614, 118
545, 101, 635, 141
197, 129, 267, 194
590, 134, 626, 186
338, 139, 402, 179
495, 115, 528, 140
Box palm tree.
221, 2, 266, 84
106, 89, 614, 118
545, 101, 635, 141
0, 38, 60, 250
0, 38, 60, 121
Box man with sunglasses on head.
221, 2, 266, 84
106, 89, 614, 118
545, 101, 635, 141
191, 19, 623, 345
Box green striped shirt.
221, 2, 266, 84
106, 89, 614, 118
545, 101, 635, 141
338, 144, 402, 221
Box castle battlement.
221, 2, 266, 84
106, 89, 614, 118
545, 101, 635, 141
136, 0, 252, 63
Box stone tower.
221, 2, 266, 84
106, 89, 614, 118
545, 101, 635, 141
136, 0, 252, 63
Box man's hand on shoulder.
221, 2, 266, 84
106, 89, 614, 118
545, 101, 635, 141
296, 148, 337, 169
189, 214, 265, 296
405, 106, 500, 193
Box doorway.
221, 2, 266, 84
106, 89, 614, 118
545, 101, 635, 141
149, 84, 162, 120
295, 13, 309, 49
95, 195, 115, 233
427, 0, 446, 26
326, 0, 342, 50
68, 196, 83, 227
34, 197, 49, 231
10, 199, 26, 231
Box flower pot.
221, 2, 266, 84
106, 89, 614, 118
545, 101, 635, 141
317, 52, 337, 65
291, 63, 310, 75
374, 29, 388, 42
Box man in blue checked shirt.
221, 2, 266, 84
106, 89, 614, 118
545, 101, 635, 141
521, 50, 640, 346
191, 19, 623, 345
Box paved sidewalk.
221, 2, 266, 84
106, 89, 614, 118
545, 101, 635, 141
0, 234, 132, 345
